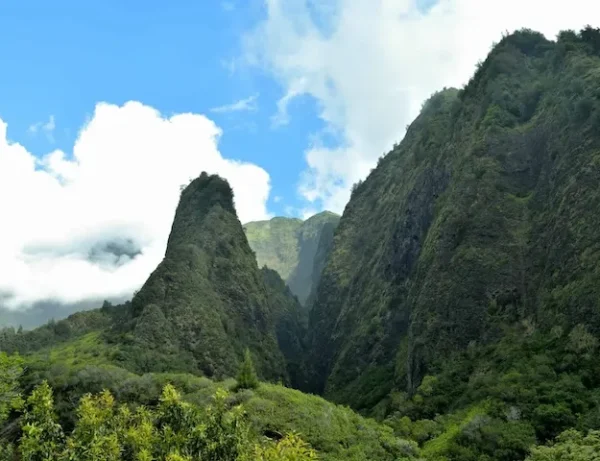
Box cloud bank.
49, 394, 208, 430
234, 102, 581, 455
246, 0, 600, 213
0, 101, 271, 309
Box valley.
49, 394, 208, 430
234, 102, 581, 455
2, 27, 600, 460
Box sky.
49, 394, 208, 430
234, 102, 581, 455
0, 0, 599, 314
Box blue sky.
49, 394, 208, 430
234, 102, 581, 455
1, 0, 597, 311
0, 0, 322, 217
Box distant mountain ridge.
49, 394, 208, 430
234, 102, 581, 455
244, 211, 340, 305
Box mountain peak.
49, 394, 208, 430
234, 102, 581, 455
123, 173, 301, 381
166, 172, 236, 251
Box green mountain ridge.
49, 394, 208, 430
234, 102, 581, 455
245, 211, 340, 306
305, 27, 600, 459
0, 175, 413, 460
119, 173, 307, 383
3, 26, 600, 461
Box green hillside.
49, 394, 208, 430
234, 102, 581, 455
245, 212, 340, 305
306, 27, 600, 460
2, 26, 600, 461
244, 217, 304, 281
0, 330, 419, 461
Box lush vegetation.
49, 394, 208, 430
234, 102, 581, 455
2, 378, 318, 460
0, 350, 419, 460
3, 27, 600, 461
244, 217, 304, 282
245, 212, 340, 305
306, 26, 600, 460
526, 429, 600, 460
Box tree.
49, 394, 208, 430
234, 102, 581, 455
19, 381, 65, 461
235, 349, 259, 391
11, 381, 318, 461
526, 429, 600, 460
254, 433, 318, 461
0, 352, 23, 425
64, 390, 122, 461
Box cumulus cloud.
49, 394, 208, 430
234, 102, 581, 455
0, 101, 271, 309
246, 0, 600, 212
211, 94, 259, 113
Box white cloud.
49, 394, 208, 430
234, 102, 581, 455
246, 0, 600, 212
211, 94, 259, 113
28, 115, 56, 143
0, 101, 271, 309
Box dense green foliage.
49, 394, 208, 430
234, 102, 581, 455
6, 379, 319, 461
526, 429, 600, 460
3, 27, 600, 461
0, 308, 115, 356
245, 212, 340, 305
114, 173, 291, 381
0, 352, 24, 425
0, 350, 418, 460
306, 26, 600, 460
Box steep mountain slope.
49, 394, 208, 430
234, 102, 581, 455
286, 211, 341, 305
245, 211, 340, 305
244, 217, 303, 281
108, 173, 305, 382
307, 26, 600, 427
1, 174, 307, 384
261, 266, 308, 388
304, 217, 338, 308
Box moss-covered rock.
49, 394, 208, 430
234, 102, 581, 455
245, 212, 340, 305
308, 28, 600, 416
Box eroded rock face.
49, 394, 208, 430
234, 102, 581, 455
123, 173, 302, 382
245, 212, 340, 306
307, 30, 600, 411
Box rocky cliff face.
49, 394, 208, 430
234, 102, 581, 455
286, 212, 341, 305
245, 212, 340, 305
124, 173, 301, 381
307, 29, 600, 412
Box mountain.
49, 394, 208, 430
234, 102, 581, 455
4, 26, 600, 461
306, 27, 600, 456
0, 173, 305, 385
245, 211, 340, 305
106, 172, 307, 382
244, 217, 303, 281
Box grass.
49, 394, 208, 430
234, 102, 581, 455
27, 332, 118, 368
422, 404, 489, 457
